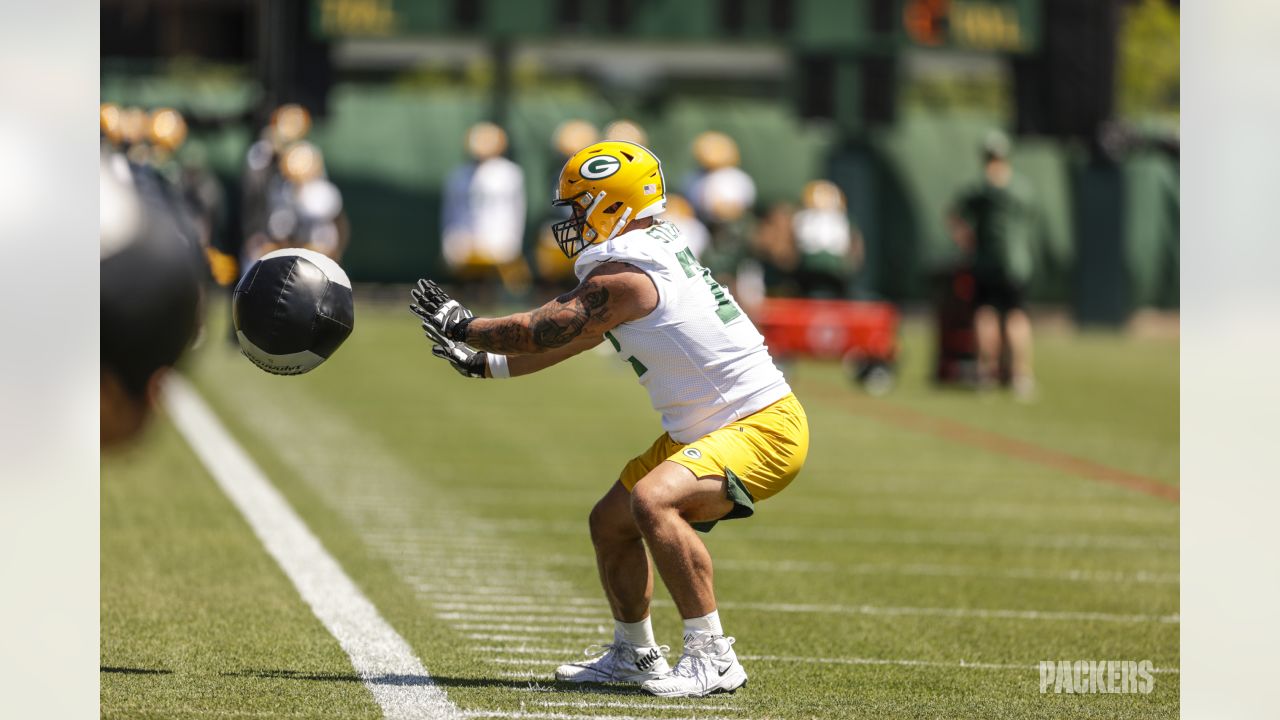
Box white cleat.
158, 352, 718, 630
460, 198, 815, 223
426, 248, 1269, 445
554, 641, 671, 685
641, 633, 748, 697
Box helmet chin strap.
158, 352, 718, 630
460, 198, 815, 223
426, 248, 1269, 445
603, 197, 665, 241
584, 191, 608, 218
606, 206, 634, 242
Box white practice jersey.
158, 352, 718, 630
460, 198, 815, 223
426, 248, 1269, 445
575, 220, 791, 444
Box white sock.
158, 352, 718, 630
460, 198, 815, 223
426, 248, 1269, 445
615, 616, 657, 647
683, 610, 723, 638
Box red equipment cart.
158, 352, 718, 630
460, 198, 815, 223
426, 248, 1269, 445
753, 297, 900, 394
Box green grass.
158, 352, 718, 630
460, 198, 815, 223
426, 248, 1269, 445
101, 418, 381, 718
102, 299, 1179, 719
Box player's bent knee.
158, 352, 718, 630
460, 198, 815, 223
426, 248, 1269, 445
589, 495, 639, 546
629, 481, 678, 531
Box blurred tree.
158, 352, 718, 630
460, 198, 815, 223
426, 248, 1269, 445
1117, 0, 1179, 120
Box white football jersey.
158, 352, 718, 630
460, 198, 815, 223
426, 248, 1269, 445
575, 220, 791, 444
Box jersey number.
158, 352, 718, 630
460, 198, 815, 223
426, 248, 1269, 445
604, 331, 647, 378
675, 248, 742, 324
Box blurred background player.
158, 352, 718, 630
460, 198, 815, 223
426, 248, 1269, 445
441, 121, 530, 299
739, 200, 800, 309
948, 131, 1042, 397
602, 118, 649, 146
535, 119, 600, 293
661, 194, 710, 261
792, 180, 864, 299
685, 131, 757, 284
233, 104, 349, 341
411, 140, 808, 698
240, 104, 308, 264
274, 140, 349, 260
147, 107, 230, 263
240, 104, 340, 267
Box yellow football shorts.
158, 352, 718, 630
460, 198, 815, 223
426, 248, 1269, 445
619, 393, 808, 531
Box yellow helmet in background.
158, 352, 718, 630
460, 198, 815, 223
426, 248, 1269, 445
280, 141, 325, 184
553, 119, 600, 158
692, 130, 740, 170
100, 103, 122, 144
801, 179, 846, 211
118, 107, 149, 146
552, 140, 666, 258
603, 119, 648, 146
148, 108, 188, 152
466, 121, 508, 160
270, 104, 312, 146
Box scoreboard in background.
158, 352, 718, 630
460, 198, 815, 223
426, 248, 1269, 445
312, 0, 1040, 54
310, 0, 1045, 135
903, 0, 1040, 53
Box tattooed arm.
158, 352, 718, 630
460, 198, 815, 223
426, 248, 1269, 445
461, 263, 657, 356
500, 334, 603, 378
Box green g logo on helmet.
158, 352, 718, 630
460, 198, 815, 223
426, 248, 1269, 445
580, 155, 621, 180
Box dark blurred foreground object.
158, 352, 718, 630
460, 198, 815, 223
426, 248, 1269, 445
753, 298, 899, 396
100, 154, 205, 448
232, 248, 354, 376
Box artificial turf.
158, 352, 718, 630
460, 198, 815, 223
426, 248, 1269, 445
101, 299, 1178, 719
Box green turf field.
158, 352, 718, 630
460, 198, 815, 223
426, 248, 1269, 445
102, 299, 1178, 719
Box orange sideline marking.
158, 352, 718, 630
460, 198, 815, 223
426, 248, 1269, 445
798, 379, 1179, 503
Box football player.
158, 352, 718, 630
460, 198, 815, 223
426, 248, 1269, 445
411, 141, 808, 698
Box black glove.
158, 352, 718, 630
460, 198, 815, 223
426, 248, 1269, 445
409, 278, 474, 342
431, 340, 487, 378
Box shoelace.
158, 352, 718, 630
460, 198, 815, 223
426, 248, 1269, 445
669, 635, 735, 681
577, 643, 671, 673
581, 642, 619, 659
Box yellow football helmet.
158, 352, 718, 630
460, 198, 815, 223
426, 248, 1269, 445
148, 108, 188, 152
552, 140, 666, 258
100, 103, 122, 144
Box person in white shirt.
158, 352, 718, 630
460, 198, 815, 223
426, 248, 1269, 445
441, 122, 530, 295
411, 140, 809, 698
685, 131, 758, 282
792, 179, 864, 298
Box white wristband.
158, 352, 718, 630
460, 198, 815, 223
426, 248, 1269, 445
486, 353, 511, 379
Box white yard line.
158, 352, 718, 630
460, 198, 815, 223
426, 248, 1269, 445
451, 623, 606, 634
439, 613, 605, 625
740, 654, 1181, 674
163, 376, 462, 720
502, 553, 1178, 586
709, 558, 1179, 585
432, 603, 601, 616
462, 712, 737, 720
475, 646, 578, 655
465, 634, 566, 643
412, 584, 552, 595
529, 700, 742, 712
427, 594, 599, 606
485, 519, 1177, 551
101, 706, 355, 718
714, 601, 1178, 624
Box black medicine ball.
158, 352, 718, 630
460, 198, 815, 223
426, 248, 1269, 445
233, 248, 355, 375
